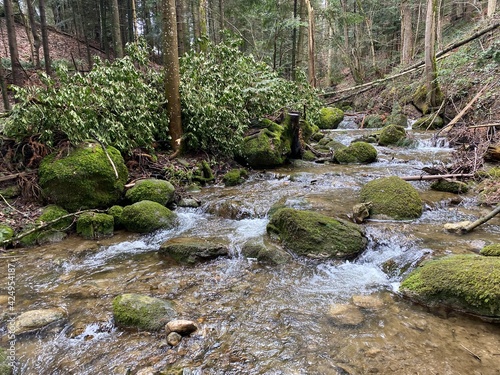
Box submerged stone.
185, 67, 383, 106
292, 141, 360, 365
328, 304, 365, 326
360, 176, 423, 220
121, 200, 177, 233
400, 255, 500, 320
158, 237, 229, 264
125, 178, 175, 206
267, 208, 367, 259
39, 142, 128, 212
8, 308, 66, 335
112, 293, 177, 331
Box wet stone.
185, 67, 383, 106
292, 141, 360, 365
165, 319, 198, 336
328, 304, 365, 326
352, 295, 384, 310
167, 332, 183, 346
8, 308, 66, 335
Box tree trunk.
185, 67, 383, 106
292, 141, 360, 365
26, 0, 41, 69
176, 0, 186, 55
131, 0, 138, 41
39, 0, 52, 74
163, 0, 183, 153
111, 0, 124, 58
4, 0, 23, 86
424, 0, 438, 108
401, 0, 413, 65
306, 0, 316, 87
0, 64, 11, 111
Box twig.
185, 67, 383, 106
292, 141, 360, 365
468, 123, 500, 129
0, 193, 31, 218
93, 137, 119, 179
400, 173, 474, 181
460, 344, 481, 362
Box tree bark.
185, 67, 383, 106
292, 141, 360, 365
39, 0, 52, 74
401, 0, 413, 65
305, 0, 316, 87
0, 64, 11, 111
4, 0, 23, 86
111, 0, 124, 58
163, 0, 183, 153
424, 0, 438, 108
26, 0, 41, 69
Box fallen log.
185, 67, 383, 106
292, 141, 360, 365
444, 204, 500, 234
400, 173, 474, 181
0, 171, 36, 182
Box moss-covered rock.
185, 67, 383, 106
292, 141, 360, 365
0, 185, 20, 199
378, 125, 407, 146
480, 244, 500, 257
108, 205, 124, 229
125, 179, 175, 205
267, 208, 367, 259
158, 237, 228, 264
223, 169, 248, 187
0, 347, 11, 375
193, 161, 215, 184
334, 142, 377, 164
239, 119, 292, 168
0, 225, 14, 243
360, 176, 423, 220
363, 114, 384, 129
302, 150, 316, 161
112, 293, 177, 331
430, 180, 469, 194
76, 212, 114, 239
20, 205, 73, 246
241, 239, 292, 265
300, 119, 320, 142
400, 255, 500, 320
39, 143, 128, 212
385, 113, 408, 128
412, 114, 444, 130
318, 107, 344, 129
121, 200, 177, 233
412, 84, 445, 115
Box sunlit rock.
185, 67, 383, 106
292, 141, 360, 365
38, 142, 128, 212
360, 176, 423, 220
165, 319, 198, 336
480, 243, 500, 257
318, 107, 344, 129
241, 239, 292, 265
443, 221, 472, 233
167, 332, 182, 346
158, 237, 228, 264
125, 178, 175, 206
400, 255, 500, 321
267, 208, 367, 259
8, 308, 66, 335
121, 200, 177, 233
328, 304, 365, 326
112, 293, 177, 331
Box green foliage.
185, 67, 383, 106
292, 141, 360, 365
5, 40, 167, 154
180, 37, 322, 156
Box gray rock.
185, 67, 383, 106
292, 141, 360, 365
8, 308, 66, 335
159, 237, 228, 264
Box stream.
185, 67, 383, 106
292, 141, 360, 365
2, 125, 500, 375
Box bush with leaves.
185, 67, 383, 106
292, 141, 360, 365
180, 37, 322, 156
4, 40, 168, 154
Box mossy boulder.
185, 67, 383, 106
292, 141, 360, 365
125, 179, 175, 205
318, 107, 344, 129
158, 237, 228, 264
108, 205, 124, 229
412, 84, 445, 115
334, 142, 377, 164
0, 225, 14, 243
360, 176, 423, 220
316, 138, 346, 154
300, 120, 320, 142
223, 169, 248, 187
39, 143, 128, 212
400, 255, 500, 320
121, 200, 177, 233
480, 244, 500, 257
267, 208, 367, 259
239, 120, 292, 168
302, 150, 316, 161
385, 113, 408, 128
112, 293, 177, 331
0, 185, 20, 199
430, 180, 469, 194
413, 114, 444, 130
378, 125, 407, 146
363, 114, 384, 129
241, 239, 292, 265
20, 205, 73, 246
76, 212, 114, 239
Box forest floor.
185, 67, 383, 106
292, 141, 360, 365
1, 16, 500, 240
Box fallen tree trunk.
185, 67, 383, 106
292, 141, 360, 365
400, 173, 474, 181
445, 204, 500, 234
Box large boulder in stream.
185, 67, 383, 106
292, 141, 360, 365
334, 141, 377, 164
158, 237, 229, 264
266, 208, 367, 259
8, 308, 67, 335
39, 142, 128, 212
318, 107, 344, 129
400, 255, 500, 321
125, 178, 175, 205
112, 293, 177, 331
378, 124, 408, 146
121, 200, 177, 233
360, 176, 423, 220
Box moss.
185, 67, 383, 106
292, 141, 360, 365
267, 208, 367, 259
430, 180, 469, 194
412, 84, 445, 115
0, 185, 20, 199
121, 200, 177, 233
386, 113, 408, 128
334, 142, 377, 164
39, 143, 128, 212
192, 161, 215, 184
125, 179, 175, 205
360, 176, 423, 220
480, 244, 500, 257
112, 293, 177, 331
400, 255, 500, 318
108, 205, 124, 229
318, 107, 344, 129
363, 114, 384, 128
76, 212, 114, 239
378, 124, 407, 146
223, 169, 248, 186
20, 205, 72, 246
413, 114, 444, 130
302, 150, 316, 161
239, 123, 290, 168
158, 237, 228, 264
0, 225, 14, 242
300, 119, 320, 142
0, 347, 11, 375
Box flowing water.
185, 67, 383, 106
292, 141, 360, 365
2, 126, 500, 375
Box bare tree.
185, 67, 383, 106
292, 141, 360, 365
39, 0, 52, 74
424, 0, 439, 108
111, 0, 124, 57
4, 0, 23, 86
